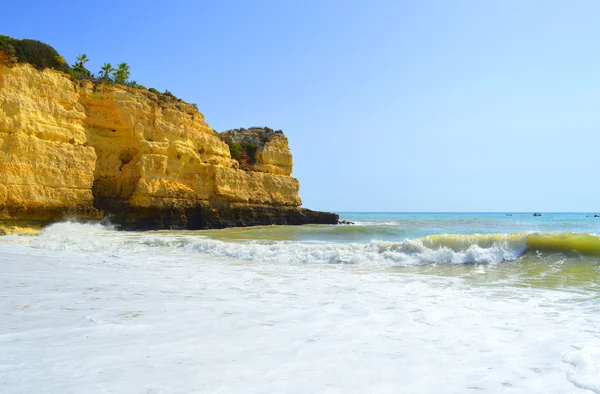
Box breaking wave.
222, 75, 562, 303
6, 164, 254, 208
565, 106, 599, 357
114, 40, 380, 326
29, 222, 600, 267
421, 232, 600, 255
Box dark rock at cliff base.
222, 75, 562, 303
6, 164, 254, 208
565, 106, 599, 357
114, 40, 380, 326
337, 220, 355, 225
98, 200, 339, 231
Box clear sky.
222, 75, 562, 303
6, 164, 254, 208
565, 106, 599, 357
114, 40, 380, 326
3, 1, 600, 212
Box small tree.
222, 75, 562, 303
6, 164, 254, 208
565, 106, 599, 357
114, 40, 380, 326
71, 53, 91, 77
99, 62, 114, 81
75, 53, 89, 69
114, 62, 130, 84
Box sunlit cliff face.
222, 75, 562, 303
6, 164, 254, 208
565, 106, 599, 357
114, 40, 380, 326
0, 62, 332, 233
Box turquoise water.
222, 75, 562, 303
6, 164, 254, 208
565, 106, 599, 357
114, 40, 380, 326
340, 212, 600, 239
198, 212, 600, 244
192, 212, 600, 290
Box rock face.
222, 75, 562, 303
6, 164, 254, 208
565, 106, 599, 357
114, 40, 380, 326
0, 62, 99, 234
0, 62, 338, 232
220, 128, 293, 176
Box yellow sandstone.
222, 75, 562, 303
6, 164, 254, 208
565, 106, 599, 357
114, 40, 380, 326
0, 62, 330, 233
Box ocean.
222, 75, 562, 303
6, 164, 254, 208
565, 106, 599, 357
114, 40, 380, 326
1, 213, 599, 393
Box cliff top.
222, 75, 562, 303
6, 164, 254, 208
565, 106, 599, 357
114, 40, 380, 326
0, 34, 197, 110
220, 127, 284, 145
219, 128, 287, 171
0, 35, 70, 72
1, 34, 290, 174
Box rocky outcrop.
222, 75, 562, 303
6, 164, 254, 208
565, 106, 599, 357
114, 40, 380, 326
0, 62, 337, 232
220, 128, 293, 176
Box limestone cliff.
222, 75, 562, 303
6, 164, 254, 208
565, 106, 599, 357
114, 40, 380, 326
0, 62, 337, 233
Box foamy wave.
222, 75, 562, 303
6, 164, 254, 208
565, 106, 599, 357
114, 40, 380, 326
350, 220, 399, 226
32, 221, 118, 252
29, 222, 600, 266
139, 236, 523, 266
563, 341, 600, 393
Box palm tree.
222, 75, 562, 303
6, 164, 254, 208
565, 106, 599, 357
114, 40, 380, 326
71, 53, 91, 76
75, 53, 89, 69
99, 62, 114, 80
114, 62, 130, 84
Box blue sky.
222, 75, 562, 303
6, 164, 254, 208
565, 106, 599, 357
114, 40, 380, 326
4, 1, 600, 212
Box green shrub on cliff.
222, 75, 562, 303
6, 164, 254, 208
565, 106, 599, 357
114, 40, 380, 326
227, 141, 259, 170
229, 126, 283, 134
244, 142, 258, 159
163, 90, 178, 100
229, 142, 243, 158
54, 55, 67, 66
0, 34, 193, 113
0, 35, 69, 71
0, 35, 17, 59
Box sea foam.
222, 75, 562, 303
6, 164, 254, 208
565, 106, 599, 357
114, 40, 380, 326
31, 222, 600, 269
563, 342, 600, 393
3, 220, 600, 393
32, 222, 525, 266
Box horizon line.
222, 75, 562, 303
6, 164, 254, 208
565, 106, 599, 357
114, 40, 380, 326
333, 211, 600, 214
